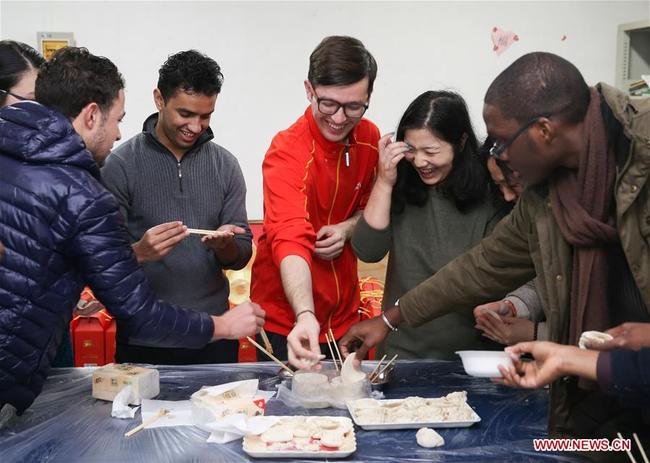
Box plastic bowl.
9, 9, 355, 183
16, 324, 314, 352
455, 350, 515, 378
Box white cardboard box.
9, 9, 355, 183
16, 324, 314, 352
92, 364, 159, 405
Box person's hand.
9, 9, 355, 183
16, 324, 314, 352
495, 341, 598, 388
211, 301, 265, 341
286, 311, 322, 370
339, 317, 390, 365
473, 300, 515, 319
202, 224, 246, 251
475, 312, 535, 345
132, 221, 188, 263
495, 341, 568, 388
597, 322, 650, 351
487, 157, 524, 203
314, 223, 350, 260
0, 240, 4, 262
376, 133, 410, 189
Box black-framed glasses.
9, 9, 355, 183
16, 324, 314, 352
312, 89, 368, 119
0, 89, 32, 102
489, 114, 550, 160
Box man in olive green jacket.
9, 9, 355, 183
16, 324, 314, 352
341, 52, 650, 449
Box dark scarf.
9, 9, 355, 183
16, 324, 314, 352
549, 87, 618, 346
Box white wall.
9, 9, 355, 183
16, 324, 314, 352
1, 1, 647, 219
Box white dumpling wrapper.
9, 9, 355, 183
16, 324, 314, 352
341, 352, 366, 384
578, 331, 613, 349
416, 427, 445, 448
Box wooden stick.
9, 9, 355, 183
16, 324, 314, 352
186, 228, 234, 237
618, 432, 638, 463
259, 328, 273, 354
328, 328, 344, 368
373, 354, 398, 383
246, 336, 294, 376
124, 409, 169, 438
368, 354, 387, 383
325, 332, 339, 372
634, 433, 649, 463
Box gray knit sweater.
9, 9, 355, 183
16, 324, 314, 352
352, 187, 504, 360
101, 114, 252, 322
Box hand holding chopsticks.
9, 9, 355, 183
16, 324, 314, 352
246, 336, 294, 376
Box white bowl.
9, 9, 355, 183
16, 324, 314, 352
455, 350, 515, 378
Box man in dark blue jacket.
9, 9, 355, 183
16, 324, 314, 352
0, 47, 265, 416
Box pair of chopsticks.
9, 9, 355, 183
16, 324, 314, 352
124, 409, 169, 437
619, 432, 649, 463
246, 335, 294, 376
368, 354, 398, 384
325, 328, 344, 371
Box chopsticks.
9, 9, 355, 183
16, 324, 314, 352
368, 354, 387, 383
619, 432, 649, 463
370, 354, 398, 384
260, 328, 273, 354
124, 409, 169, 437
634, 433, 649, 463
246, 336, 294, 376
326, 328, 344, 370
186, 228, 234, 237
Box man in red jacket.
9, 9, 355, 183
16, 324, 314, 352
251, 36, 380, 369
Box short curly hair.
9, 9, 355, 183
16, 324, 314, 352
485, 52, 590, 125
36, 47, 124, 119
157, 50, 223, 101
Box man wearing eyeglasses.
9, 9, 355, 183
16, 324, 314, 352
250, 36, 379, 369
341, 51, 650, 455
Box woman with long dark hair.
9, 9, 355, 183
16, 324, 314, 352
0, 40, 44, 106
352, 90, 506, 359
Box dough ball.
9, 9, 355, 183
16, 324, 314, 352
416, 427, 445, 448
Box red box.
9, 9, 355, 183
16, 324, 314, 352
72, 316, 105, 367
105, 319, 116, 365
71, 309, 113, 367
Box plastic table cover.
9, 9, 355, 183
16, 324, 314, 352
0, 360, 589, 462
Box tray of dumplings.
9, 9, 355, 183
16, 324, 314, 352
347, 391, 480, 430
243, 416, 356, 458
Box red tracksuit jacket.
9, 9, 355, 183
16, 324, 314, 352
251, 107, 379, 341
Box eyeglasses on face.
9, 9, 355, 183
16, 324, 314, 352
489, 114, 550, 159
0, 89, 32, 102
311, 87, 368, 119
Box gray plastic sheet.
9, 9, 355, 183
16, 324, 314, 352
0, 360, 589, 462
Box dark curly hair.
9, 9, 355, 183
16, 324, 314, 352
157, 50, 223, 101
392, 91, 492, 214
36, 47, 124, 119
0, 40, 45, 106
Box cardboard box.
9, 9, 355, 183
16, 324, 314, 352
92, 364, 159, 405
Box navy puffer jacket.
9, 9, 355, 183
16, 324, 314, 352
0, 102, 214, 413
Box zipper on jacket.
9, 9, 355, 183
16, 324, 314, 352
326, 147, 345, 335
176, 160, 183, 193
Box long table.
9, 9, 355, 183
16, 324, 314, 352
0, 360, 587, 462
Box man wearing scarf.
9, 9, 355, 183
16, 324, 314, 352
340, 52, 650, 460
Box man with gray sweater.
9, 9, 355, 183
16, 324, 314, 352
102, 50, 254, 364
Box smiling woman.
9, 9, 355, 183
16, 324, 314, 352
351, 90, 508, 360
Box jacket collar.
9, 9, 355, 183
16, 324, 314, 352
0, 101, 99, 178
599, 82, 650, 139
305, 106, 358, 156
142, 112, 214, 157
